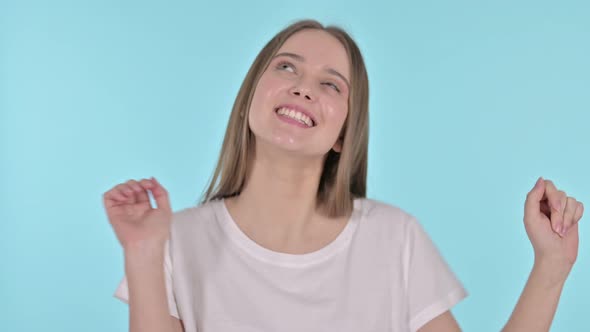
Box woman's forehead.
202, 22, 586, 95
275, 30, 350, 80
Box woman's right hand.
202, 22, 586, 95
103, 177, 172, 251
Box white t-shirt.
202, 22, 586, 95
114, 197, 467, 332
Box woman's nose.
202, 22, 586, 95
289, 83, 315, 102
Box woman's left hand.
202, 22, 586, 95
523, 177, 584, 282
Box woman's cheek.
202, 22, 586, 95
324, 101, 348, 121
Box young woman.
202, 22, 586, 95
103, 20, 584, 332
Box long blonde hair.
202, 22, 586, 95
200, 19, 369, 218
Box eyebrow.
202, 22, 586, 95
273, 52, 350, 89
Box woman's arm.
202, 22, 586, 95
420, 178, 583, 332
418, 257, 569, 332
104, 178, 183, 332
125, 243, 184, 332
502, 178, 583, 332
502, 258, 567, 332
417, 311, 461, 332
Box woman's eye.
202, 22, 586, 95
323, 82, 340, 93
277, 61, 295, 73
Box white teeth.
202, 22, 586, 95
276, 107, 314, 127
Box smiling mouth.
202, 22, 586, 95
274, 107, 316, 127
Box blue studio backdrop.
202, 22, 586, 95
1, 1, 589, 331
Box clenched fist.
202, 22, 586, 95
103, 177, 172, 250
524, 177, 584, 281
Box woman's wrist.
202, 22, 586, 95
124, 240, 166, 270
532, 256, 571, 289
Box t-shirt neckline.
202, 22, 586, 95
213, 198, 362, 268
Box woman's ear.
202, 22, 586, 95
332, 137, 343, 153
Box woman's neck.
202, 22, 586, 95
227, 145, 337, 239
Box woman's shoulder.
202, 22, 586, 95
170, 199, 221, 230
355, 198, 423, 249
360, 198, 418, 234
361, 198, 414, 222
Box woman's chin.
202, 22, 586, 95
255, 138, 327, 158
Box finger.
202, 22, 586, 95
102, 190, 127, 209
125, 179, 144, 193
556, 191, 567, 234
128, 179, 150, 204
125, 180, 146, 204
562, 197, 578, 235
110, 184, 135, 206
139, 178, 154, 190
549, 191, 567, 236
138, 178, 155, 206
540, 200, 551, 217
525, 177, 546, 219
118, 183, 136, 199
543, 180, 563, 211
544, 180, 565, 234
150, 177, 171, 212
573, 202, 584, 225
104, 186, 128, 203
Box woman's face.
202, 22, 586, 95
248, 29, 351, 157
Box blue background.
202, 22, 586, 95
1, 0, 588, 331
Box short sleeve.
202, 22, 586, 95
403, 217, 467, 332
113, 240, 180, 318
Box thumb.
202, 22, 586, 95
525, 177, 545, 219
150, 177, 172, 213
